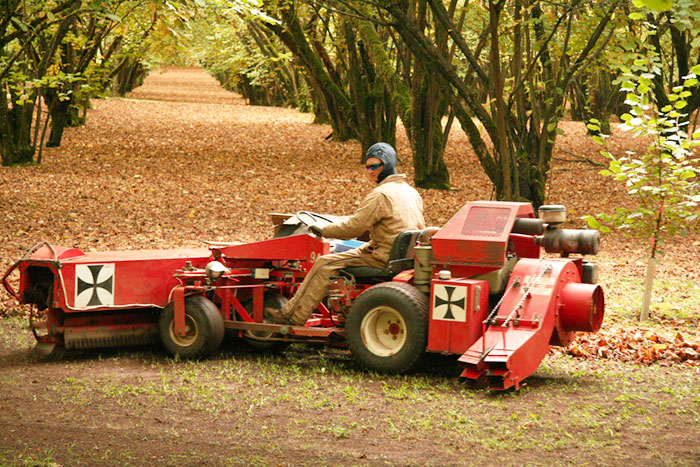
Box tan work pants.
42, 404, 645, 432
281, 247, 386, 325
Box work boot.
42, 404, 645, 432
264, 307, 293, 325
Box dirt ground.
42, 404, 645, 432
0, 322, 698, 466
0, 68, 698, 466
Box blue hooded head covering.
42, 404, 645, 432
364, 142, 397, 183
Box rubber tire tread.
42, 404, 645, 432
159, 295, 224, 358
346, 282, 428, 374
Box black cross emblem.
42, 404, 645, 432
434, 285, 465, 320
77, 265, 113, 307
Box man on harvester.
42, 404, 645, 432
265, 142, 425, 326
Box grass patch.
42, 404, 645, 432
600, 274, 700, 325
0, 328, 698, 464
0, 315, 36, 351
0, 284, 698, 465
0, 447, 60, 467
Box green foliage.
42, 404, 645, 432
1, 0, 83, 164
198, 10, 303, 108
0, 0, 216, 163
635, 0, 674, 12
220, 0, 280, 25
584, 65, 700, 254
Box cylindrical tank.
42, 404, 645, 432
413, 245, 433, 294
539, 229, 600, 255
559, 283, 605, 332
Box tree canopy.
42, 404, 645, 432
1, 0, 698, 209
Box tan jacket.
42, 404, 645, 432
321, 174, 425, 264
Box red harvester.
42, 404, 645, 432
2, 201, 603, 390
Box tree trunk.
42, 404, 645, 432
0, 84, 37, 165
648, 13, 700, 125
410, 79, 450, 189
113, 58, 145, 96
1, 2, 77, 165
355, 16, 412, 143
389, 0, 615, 206
570, 69, 619, 135
410, 0, 450, 190
0, 137, 35, 166
46, 99, 71, 148
358, 1, 449, 188
246, 21, 300, 107
264, 5, 357, 141
639, 257, 656, 321
488, 0, 517, 200
640, 201, 664, 322
308, 79, 331, 125
344, 21, 398, 154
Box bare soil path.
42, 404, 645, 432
0, 67, 698, 466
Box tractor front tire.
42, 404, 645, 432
346, 282, 428, 374
159, 295, 224, 358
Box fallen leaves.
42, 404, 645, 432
553, 326, 700, 366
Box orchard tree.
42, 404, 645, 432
220, 0, 448, 186
585, 65, 700, 321
203, 0, 622, 194
0, 0, 200, 163
644, 0, 700, 128
45, 4, 132, 148
0, 0, 81, 165
259, 0, 402, 150
200, 15, 307, 108
351, 1, 456, 188
378, 0, 620, 206
260, 1, 361, 142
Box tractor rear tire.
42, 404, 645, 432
159, 295, 224, 358
241, 293, 290, 353
346, 282, 428, 374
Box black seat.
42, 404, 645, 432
340, 230, 422, 282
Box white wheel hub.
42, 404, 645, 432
360, 306, 407, 357
169, 315, 198, 347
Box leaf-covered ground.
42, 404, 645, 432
1, 67, 697, 345
0, 67, 698, 466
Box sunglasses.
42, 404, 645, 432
365, 162, 383, 171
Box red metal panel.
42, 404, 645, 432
55, 248, 211, 312
173, 286, 186, 337
253, 286, 264, 322
219, 234, 329, 263
57, 248, 209, 263
432, 201, 534, 267
427, 278, 489, 354
458, 258, 584, 389
509, 234, 541, 260
30, 245, 85, 261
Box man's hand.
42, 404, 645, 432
308, 223, 324, 237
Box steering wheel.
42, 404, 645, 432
295, 211, 334, 227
